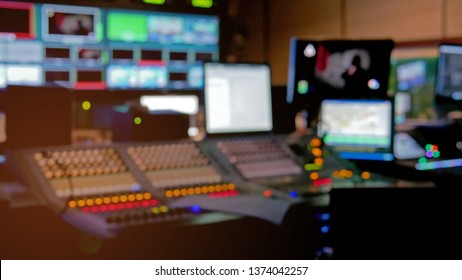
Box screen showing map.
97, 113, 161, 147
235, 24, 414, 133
318, 99, 394, 161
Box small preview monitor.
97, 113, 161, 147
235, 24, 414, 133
0, 1, 35, 39
318, 99, 394, 161
42, 4, 101, 43
204, 63, 273, 135
436, 44, 462, 101
392, 57, 437, 123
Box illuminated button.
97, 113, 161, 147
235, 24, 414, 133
111, 196, 119, 203
187, 188, 194, 195
228, 184, 235, 191
309, 172, 320, 180
208, 186, 215, 193
128, 194, 136, 201
289, 191, 298, 198
314, 158, 324, 165
68, 201, 77, 208
263, 190, 272, 197
180, 189, 188, 196
201, 186, 208, 193
77, 200, 85, 207
310, 138, 322, 147
103, 197, 111, 204
120, 195, 128, 203
86, 199, 94, 206
151, 207, 160, 214
165, 190, 173, 198
82, 101, 91, 111
173, 189, 181, 197
361, 171, 371, 180
312, 148, 322, 157
95, 198, 103, 205
159, 206, 168, 213
134, 117, 142, 125
143, 193, 152, 200
135, 193, 144, 201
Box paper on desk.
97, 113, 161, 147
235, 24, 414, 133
168, 194, 292, 225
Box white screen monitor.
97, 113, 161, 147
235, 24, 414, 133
204, 63, 273, 134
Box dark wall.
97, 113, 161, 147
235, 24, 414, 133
2, 86, 72, 149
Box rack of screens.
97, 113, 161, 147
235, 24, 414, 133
318, 99, 394, 161
0, 1, 219, 90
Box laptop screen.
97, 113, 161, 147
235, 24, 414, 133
204, 63, 273, 135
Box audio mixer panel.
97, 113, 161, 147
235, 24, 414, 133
7, 144, 214, 238
199, 135, 335, 199
6, 134, 426, 239
124, 142, 238, 200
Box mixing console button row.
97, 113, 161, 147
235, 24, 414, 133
164, 183, 236, 198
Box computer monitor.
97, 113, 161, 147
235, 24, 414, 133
390, 57, 437, 124
436, 44, 462, 101
318, 99, 394, 161
204, 63, 273, 135
287, 38, 394, 127
435, 44, 462, 117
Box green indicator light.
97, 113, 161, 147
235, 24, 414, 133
297, 80, 309, 94
192, 0, 213, 8
143, 0, 166, 4
433, 150, 440, 158
134, 117, 142, 125
418, 157, 427, 164
425, 144, 432, 151
304, 164, 322, 171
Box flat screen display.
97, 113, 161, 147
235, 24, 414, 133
204, 63, 273, 134
287, 39, 394, 127
318, 99, 394, 161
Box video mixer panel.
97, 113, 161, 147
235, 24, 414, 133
125, 142, 238, 200
7, 143, 226, 238
7, 134, 430, 239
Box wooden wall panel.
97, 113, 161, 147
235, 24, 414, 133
345, 0, 442, 40
445, 0, 462, 38
269, 0, 342, 84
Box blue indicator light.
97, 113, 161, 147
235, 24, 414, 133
289, 191, 298, 198
315, 213, 331, 221
189, 205, 202, 213
320, 213, 331, 221
321, 226, 330, 234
